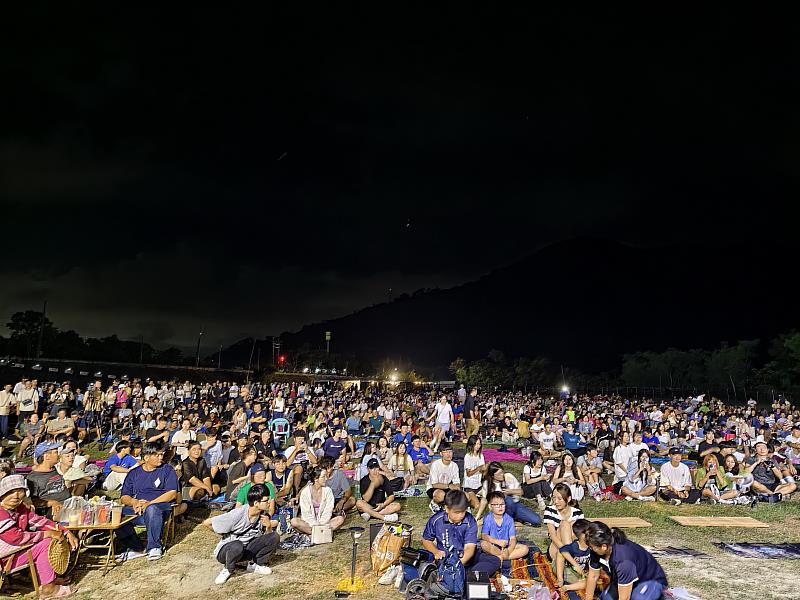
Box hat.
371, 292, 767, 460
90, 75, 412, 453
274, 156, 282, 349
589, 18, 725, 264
668, 447, 682, 455
237, 434, 248, 441
34, 441, 63, 459
59, 445, 76, 455
367, 458, 380, 469
250, 462, 266, 474
0, 474, 27, 498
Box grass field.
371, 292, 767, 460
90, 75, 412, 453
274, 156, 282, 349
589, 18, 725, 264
3, 446, 799, 599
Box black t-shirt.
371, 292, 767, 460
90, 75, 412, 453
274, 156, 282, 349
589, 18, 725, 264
181, 457, 211, 486
145, 427, 168, 442
697, 441, 723, 466
359, 474, 393, 508
463, 396, 475, 419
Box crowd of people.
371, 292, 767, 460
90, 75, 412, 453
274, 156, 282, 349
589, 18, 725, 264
0, 375, 797, 599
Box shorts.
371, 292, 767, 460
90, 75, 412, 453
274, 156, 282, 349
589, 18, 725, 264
437, 422, 451, 433
463, 487, 482, 496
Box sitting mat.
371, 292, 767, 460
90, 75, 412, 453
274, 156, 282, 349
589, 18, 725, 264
670, 516, 769, 528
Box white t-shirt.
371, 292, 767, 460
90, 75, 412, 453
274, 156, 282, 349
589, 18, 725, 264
171, 430, 197, 461
436, 402, 454, 425
463, 453, 485, 490
539, 431, 556, 450
629, 442, 648, 456
426, 459, 460, 491
613, 444, 635, 482
481, 473, 522, 502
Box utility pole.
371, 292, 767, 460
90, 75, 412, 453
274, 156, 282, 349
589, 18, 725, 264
325, 331, 331, 355
139, 335, 144, 363
35, 300, 47, 359
195, 327, 204, 367
218, 343, 223, 369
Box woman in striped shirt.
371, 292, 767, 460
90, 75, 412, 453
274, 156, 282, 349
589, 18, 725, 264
543, 483, 584, 561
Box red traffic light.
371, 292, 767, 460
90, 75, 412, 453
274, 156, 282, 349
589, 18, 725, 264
278, 355, 286, 364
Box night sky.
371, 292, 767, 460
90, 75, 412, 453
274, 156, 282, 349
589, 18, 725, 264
2, 7, 798, 353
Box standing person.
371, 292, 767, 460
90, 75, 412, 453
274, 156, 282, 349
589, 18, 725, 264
430, 395, 455, 453
205, 483, 279, 584
16, 380, 38, 423
584, 521, 668, 600
464, 388, 480, 439
422, 490, 501, 583
0, 384, 15, 441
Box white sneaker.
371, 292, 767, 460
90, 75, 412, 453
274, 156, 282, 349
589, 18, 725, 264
250, 564, 272, 575
625, 496, 633, 502
379, 565, 399, 585
115, 550, 147, 562
215, 568, 231, 585
147, 548, 163, 561
383, 513, 399, 523
361, 512, 371, 521
394, 566, 404, 588
640, 495, 655, 502
536, 496, 546, 511
671, 498, 682, 506
429, 499, 441, 514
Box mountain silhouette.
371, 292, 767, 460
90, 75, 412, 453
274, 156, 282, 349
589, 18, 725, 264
245, 238, 798, 375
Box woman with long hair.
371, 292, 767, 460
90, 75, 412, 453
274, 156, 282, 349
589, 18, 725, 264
583, 521, 668, 600
552, 453, 586, 502
463, 435, 486, 511
290, 466, 345, 541
476, 462, 541, 526
695, 454, 737, 503
522, 450, 552, 510
388, 442, 415, 490
620, 449, 657, 501
543, 483, 584, 561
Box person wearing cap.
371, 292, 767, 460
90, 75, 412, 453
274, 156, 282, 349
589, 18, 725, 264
119, 442, 179, 560
658, 448, 701, 505
356, 457, 400, 522
56, 442, 93, 497
0, 473, 79, 598
26, 441, 70, 517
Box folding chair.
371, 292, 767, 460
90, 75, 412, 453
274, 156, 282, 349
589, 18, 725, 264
270, 418, 291, 446
0, 544, 39, 594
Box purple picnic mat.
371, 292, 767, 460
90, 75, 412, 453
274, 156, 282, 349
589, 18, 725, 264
483, 448, 528, 462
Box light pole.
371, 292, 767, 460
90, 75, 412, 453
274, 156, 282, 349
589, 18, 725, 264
195, 328, 204, 367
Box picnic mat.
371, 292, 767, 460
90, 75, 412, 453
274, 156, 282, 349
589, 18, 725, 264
590, 517, 652, 528
483, 448, 529, 462
714, 542, 800, 559
670, 516, 769, 528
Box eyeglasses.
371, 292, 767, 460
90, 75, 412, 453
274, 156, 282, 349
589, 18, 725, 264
489, 504, 505, 507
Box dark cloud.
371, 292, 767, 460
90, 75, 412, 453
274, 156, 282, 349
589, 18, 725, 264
2, 7, 798, 351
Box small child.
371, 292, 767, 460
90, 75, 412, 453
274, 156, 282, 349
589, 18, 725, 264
480, 491, 530, 573
556, 518, 592, 591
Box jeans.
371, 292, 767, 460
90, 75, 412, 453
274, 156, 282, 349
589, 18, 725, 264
216, 532, 279, 572
522, 480, 552, 499
504, 497, 541, 526
123, 501, 172, 551
0, 414, 8, 438
601, 580, 664, 600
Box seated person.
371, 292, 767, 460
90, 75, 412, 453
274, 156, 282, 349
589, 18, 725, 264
283, 431, 318, 497
560, 423, 587, 458
226, 446, 258, 501
694, 454, 737, 503
320, 456, 356, 515
205, 483, 279, 585
56, 444, 93, 497
290, 466, 346, 544
521, 451, 552, 510
544, 483, 584, 562
322, 427, 348, 463
481, 490, 530, 571
422, 490, 501, 580
576, 444, 604, 499
119, 442, 179, 561
26, 441, 71, 518
265, 454, 296, 506
17, 414, 43, 459
356, 458, 401, 522
552, 453, 586, 502
345, 412, 362, 436
407, 435, 431, 478
500, 416, 519, 444
388, 442, 415, 490
620, 449, 657, 501
392, 424, 413, 448
46, 407, 75, 439
102, 441, 139, 490
658, 447, 702, 505
426, 443, 461, 513
182, 440, 219, 501
477, 461, 541, 526
556, 518, 593, 592
235, 463, 277, 525
745, 440, 798, 497
0, 474, 80, 598
538, 423, 559, 458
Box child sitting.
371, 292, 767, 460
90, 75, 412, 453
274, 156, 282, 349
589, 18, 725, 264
556, 518, 592, 591
480, 491, 530, 573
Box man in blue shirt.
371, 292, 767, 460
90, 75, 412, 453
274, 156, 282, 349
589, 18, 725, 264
120, 441, 179, 560
102, 440, 140, 491
407, 435, 431, 478
322, 427, 347, 462
345, 412, 362, 435
422, 490, 500, 578
392, 424, 412, 448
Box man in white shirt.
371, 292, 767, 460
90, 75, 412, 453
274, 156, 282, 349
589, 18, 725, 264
425, 443, 460, 513
16, 380, 38, 419
0, 384, 16, 439
144, 382, 158, 401
538, 423, 558, 458
658, 447, 701, 505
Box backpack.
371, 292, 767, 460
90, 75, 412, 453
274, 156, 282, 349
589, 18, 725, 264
436, 545, 465, 596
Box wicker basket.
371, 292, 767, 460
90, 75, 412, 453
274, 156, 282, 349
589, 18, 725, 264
48, 536, 72, 575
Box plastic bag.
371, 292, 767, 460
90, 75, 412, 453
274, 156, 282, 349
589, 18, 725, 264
60, 496, 89, 526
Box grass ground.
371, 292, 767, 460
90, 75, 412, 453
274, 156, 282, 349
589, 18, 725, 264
3, 445, 799, 599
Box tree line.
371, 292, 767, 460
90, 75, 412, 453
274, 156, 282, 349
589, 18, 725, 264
449, 332, 800, 400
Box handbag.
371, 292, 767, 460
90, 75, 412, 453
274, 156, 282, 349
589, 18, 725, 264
311, 524, 332, 544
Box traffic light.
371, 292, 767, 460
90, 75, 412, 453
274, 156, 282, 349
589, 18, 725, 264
278, 355, 286, 365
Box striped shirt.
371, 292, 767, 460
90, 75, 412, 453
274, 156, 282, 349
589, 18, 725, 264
542, 505, 584, 529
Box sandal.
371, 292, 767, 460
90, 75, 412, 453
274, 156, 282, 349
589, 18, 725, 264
39, 584, 77, 599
